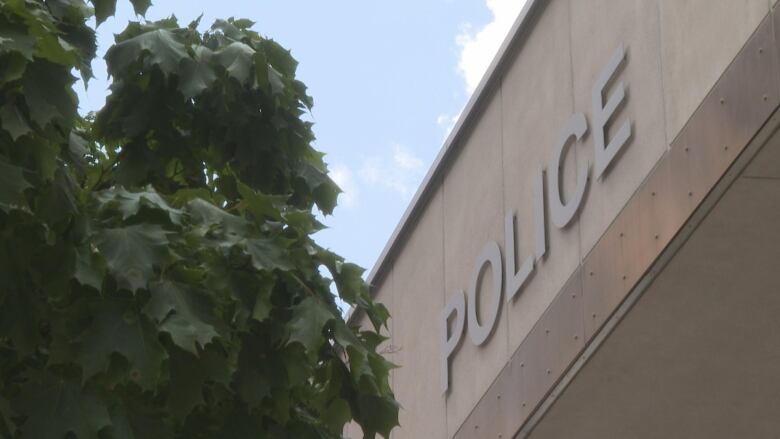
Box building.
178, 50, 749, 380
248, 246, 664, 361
347, 1, 780, 437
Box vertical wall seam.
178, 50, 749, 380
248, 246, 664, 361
655, 0, 672, 150
498, 82, 511, 357
439, 173, 450, 439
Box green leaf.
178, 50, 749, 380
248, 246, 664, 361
92, 0, 117, 25
93, 224, 170, 292
144, 281, 218, 354
178, 53, 217, 98
95, 186, 183, 225
250, 277, 273, 322
106, 28, 186, 76
74, 245, 106, 291
356, 395, 399, 439
166, 348, 207, 419
18, 375, 111, 439
323, 398, 351, 434
288, 297, 334, 354
187, 198, 249, 236
129, 0, 152, 16
0, 104, 30, 140
75, 297, 167, 389
0, 29, 35, 60
0, 157, 31, 209
237, 181, 282, 221
244, 237, 292, 272
215, 41, 255, 84
22, 60, 77, 128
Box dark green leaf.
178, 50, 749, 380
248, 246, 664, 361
244, 237, 292, 272
92, 0, 117, 25
288, 297, 334, 354
93, 224, 170, 292
105, 28, 186, 76
129, 0, 152, 16
0, 157, 31, 209
215, 41, 254, 84
0, 104, 30, 140
75, 298, 167, 389
18, 375, 111, 439
144, 281, 218, 354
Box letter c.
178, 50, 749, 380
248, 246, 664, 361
549, 112, 589, 228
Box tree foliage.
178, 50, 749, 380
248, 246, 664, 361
0, 1, 398, 437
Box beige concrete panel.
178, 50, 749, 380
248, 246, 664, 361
677, 13, 780, 207
442, 90, 508, 436
571, 0, 668, 261
660, 0, 768, 144
581, 218, 625, 340
618, 153, 693, 289
528, 176, 780, 439
452, 360, 518, 439
391, 189, 446, 439
500, 0, 581, 356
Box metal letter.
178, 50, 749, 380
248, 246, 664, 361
505, 211, 534, 302
549, 112, 589, 228
593, 44, 631, 179
440, 290, 466, 394
467, 241, 503, 346
534, 167, 547, 261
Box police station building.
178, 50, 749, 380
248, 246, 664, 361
347, 1, 780, 437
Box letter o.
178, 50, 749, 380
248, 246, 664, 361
467, 241, 503, 346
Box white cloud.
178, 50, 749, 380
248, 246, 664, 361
392, 144, 423, 171
330, 163, 358, 208
358, 144, 425, 200
456, 0, 527, 94
436, 109, 463, 139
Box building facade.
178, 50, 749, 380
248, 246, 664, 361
348, 1, 780, 437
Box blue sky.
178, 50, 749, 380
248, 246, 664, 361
77, 0, 527, 274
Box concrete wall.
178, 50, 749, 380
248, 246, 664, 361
348, 0, 774, 437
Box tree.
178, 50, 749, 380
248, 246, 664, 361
0, 1, 398, 437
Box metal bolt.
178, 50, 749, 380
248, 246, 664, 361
654, 234, 659, 240
520, 362, 525, 368
619, 232, 624, 238
622, 275, 627, 280
724, 145, 729, 151
572, 293, 576, 299
522, 402, 527, 407
684, 146, 689, 152
475, 425, 479, 430
764, 94, 769, 101
545, 329, 550, 334
546, 369, 551, 374
589, 271, 594, 276
592, 313, 597, 318
497, 394, 501, 400
574, 335, 579, 340
651, 191, 656, 196
720, 98, 725, 104
759, 47, 764, 54
688, 191, 693, 197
